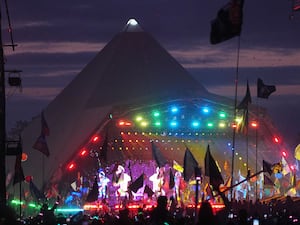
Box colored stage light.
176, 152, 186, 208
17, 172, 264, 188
152, 111, 160, 117
170, 106, 179, 113
140, 121, 149, 127
79, 148, 88, 157
282, 151, 287, 157
91, 135, 100, 143
135, 116, 143, 122
67, 163, 75, 170
219, 111, 226, 118
202, 107, 210, 114
251, 121, 258, 128
170, 121, 178, 127
207, 122, 214, 128
273, 136, 280, 143
218, 122, 226, 128
191, 121, 200, 128
118, 120, 132, 127
154, 121, 161, 127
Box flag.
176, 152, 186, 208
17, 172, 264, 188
210, 0, 244, 44
262, 160, 273, 176
100, 133, 108, 162
151, 141, 167, 168
129, 174, 144, 193
237, 107, 249, 134
236, 81, 251, 134
294, 144, 300, 161
219, 176, 232, 193
86, 177, 99, 202
41, 111, 50, 136
144, 184, 154, 197
257, 78, 276, 99
263, 174, 274, 188
13, 154, 25, 185
173, 160, 183, 173
237, 81, 252, 110
281, 157, 291, 176
169, 168, 175, 189
204, 145, 224, 191
293, 0, 300, 11
33, 134, 50, 157
204, 183, 214, 200
29, 180, 46, 201
290, 172, 296, 187
33, 111, 50, 157
183, 147, 198, 181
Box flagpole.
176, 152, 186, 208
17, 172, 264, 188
230, 35, 241, 201
19, 180, 22, 218
0, 1, 7, 207
255, 99, 259, 200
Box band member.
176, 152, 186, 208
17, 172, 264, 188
98, 170, 110, 199
112, 165, 131, 199
149, 167, 165, 196
174, 171, 185, 202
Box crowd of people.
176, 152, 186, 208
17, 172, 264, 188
1, 195, 300, 225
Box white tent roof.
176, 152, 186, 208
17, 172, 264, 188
18, 19, 288, 192
20, 19, 226, 188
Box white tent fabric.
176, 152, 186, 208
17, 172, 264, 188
17, 19, 288, 194
19, 19, 225, 188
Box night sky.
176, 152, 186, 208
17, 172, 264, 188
3, 0, 300, 151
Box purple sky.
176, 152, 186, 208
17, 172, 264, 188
3, 0, 300, 151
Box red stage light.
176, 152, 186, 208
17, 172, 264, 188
290, 165, 295, 171
80, 148, 87, 156
118, 120, 132, 127
91, 135, 100, 143
251, 121, 258, 128
282, 151, 287, 157
273, 136, 280, 143
67, 163, 76, 170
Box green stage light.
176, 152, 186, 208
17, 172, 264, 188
207, 122, 214, 128
154, 121, 161, 127
219, 112, 226, 118
153, 111, 160, 117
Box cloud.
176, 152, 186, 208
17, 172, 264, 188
5, 41, 105, 55
170, 46, 300, 68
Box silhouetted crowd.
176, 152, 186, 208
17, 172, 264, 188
1, 196, 300, 225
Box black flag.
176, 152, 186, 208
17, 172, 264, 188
237, 81, 252, 110
33, 111, 50, 157
183, 147, 198, 181
13, 153, 25, 185
210, 0, 244, 44
29, 180, 46, 202
204, 145, 224, 191
262, 160, 273, 176
151, 141, 167, 168
129, 174, 144, 193
257, 78, 276, 99
144, 184, 154, 197
169, 168, 175, 189
86, 177, 99, 202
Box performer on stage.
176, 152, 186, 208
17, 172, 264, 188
112, 165, 131, 200
98, 170, 110, 199
174, 171, 185, 203
149, 167, 165, 197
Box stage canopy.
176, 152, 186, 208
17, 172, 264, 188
16, 19, 290, 198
